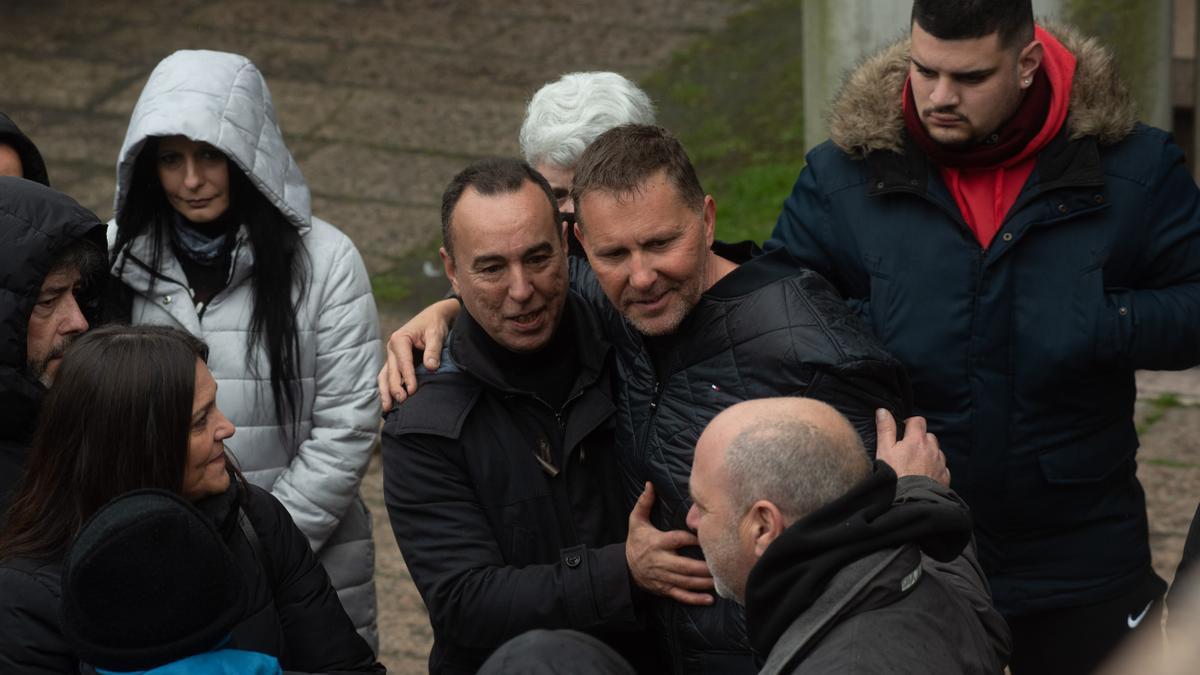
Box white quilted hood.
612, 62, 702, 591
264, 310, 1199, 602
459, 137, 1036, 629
113, 49, 311, 232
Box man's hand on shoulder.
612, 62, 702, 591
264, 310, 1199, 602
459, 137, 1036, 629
626, 482, 715, 606
876, 409, 951, 487
378, 298, 460, 411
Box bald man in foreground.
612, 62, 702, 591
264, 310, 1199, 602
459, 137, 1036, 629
688, 399, 1011, 674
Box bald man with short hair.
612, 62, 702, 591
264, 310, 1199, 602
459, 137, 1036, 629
687, 399, 1010, 674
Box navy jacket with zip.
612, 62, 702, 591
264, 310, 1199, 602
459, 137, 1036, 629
767, 26, 1200, 616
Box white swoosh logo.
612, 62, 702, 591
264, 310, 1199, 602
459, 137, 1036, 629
1127, 600, 1153, 629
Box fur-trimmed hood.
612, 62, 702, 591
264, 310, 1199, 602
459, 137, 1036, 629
828, 24, 1137, 158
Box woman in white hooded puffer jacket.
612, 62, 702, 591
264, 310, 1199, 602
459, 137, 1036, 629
108, 50, 382, 651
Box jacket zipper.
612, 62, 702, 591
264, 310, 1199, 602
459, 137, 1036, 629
198, 238, 245, 323
523, 389, 587, 545
528, 388, 587, 467
639, 379, 663, 454
121, 238, 246, 324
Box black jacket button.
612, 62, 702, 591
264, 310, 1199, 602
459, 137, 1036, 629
565, 554, 582, 568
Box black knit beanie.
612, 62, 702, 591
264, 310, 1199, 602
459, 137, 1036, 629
60, 489, 248, 671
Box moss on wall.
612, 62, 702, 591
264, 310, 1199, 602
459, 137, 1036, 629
1064, 0, 1170, 126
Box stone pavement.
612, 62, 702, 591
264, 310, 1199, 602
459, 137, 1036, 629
0, 0, 745, 300
0, 1, 749, 671
1137, 367, 1200, 594
1137, 370, 1200, 583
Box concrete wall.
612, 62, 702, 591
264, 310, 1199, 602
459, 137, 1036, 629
1063, 0, 1173, 129
802, 0, 1172, 150
801, 1, 910, 152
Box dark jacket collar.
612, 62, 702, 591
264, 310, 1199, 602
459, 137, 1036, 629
0, 177, 106, 443
193, 472, 245, 536
829, 23, 1136, 159
704, 241, 801, 299
447, 291, 611, 401
641, 242, 800, 369
867, 114, 1106, 192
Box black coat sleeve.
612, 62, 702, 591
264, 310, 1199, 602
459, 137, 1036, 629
240, 486, 384, 674
0, 566, 75, 674
382, 430, 638, 650
789, 270, 913, 452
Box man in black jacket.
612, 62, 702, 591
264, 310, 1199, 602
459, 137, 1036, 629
688, 397, 1010, 673
0, 177, 105, 518
566, 124, 912, 673
381, 159, 652, 674
380, 126, 911, 673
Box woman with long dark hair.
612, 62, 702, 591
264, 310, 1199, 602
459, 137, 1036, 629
0, 325, 383, 674
108, 50, 382, 647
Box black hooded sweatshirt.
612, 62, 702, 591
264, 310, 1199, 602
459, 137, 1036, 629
744, 462, 972, 660
0, 177, 106, 517
0, 113, 50, 186
742, 462, 1014, 674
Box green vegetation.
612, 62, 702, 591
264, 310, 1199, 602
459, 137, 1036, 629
1144, 457, 1200, 470
1137, 393, 1185, 435
641, 0, 806, 244
369, 240, 448, 314
1064, 0, 1165, 123
370, 266, 413, 304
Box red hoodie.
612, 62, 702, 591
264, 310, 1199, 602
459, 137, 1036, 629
902, 26, 1076, 249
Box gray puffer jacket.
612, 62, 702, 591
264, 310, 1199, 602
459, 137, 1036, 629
108, 50, 382, 650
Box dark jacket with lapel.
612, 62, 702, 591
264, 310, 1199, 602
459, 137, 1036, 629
382, 293, 646, 675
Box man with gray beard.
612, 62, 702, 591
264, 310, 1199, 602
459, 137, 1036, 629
0, 177, 106, 518
687, 398, 1010, 673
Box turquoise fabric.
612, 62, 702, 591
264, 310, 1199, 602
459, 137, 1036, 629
97, 648, 282, 675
